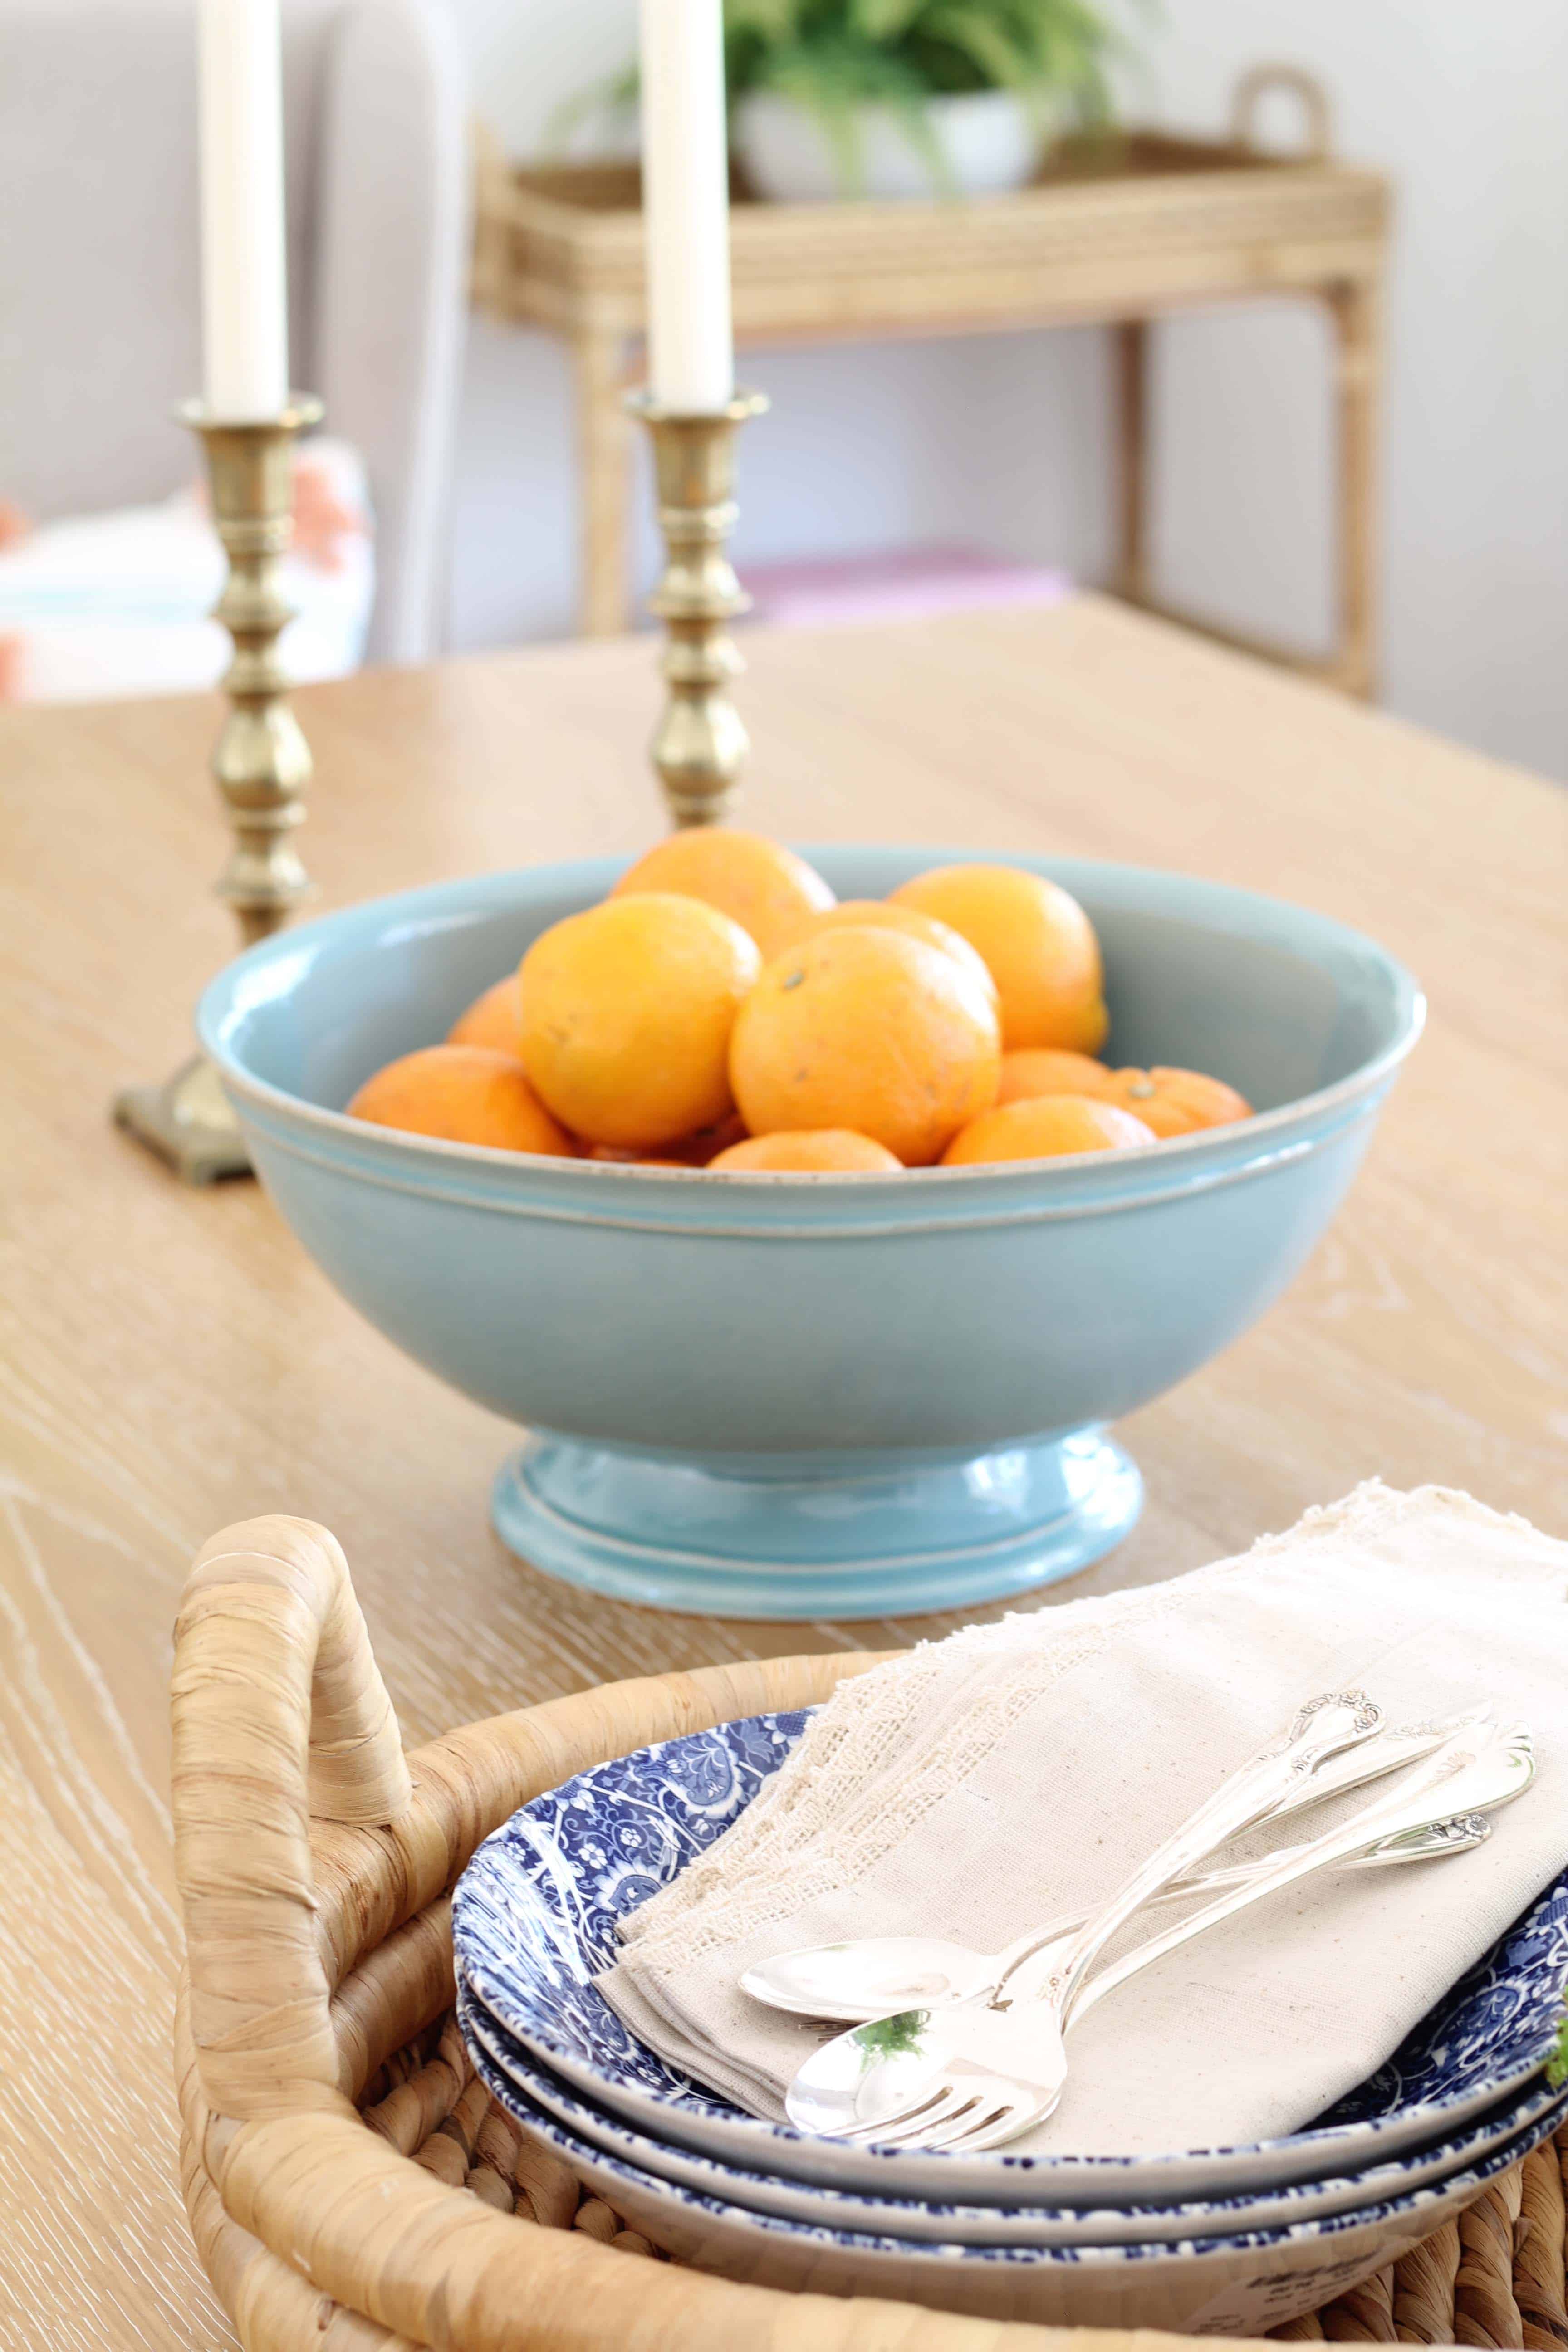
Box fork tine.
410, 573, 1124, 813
926, 2098, 1034, 2154
919, 2094, 1030, 2151
875, 2092, 988, 2148
853, 2080, 1040, 2153
935, 2097, 1038, 2151
840, 2085, 972, 2145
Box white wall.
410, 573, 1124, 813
447, 0, 1568, 780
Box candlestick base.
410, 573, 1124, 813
630, 390, 768, 828
113, 1054, 252, 1186
113, 394, 323, 1184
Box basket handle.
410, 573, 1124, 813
172, 1515, 413, 2119
1232, 64, 1332, 163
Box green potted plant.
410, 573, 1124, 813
722, 0, 1128, 201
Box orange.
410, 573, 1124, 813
611, 828, 834, 959
348, 1044, 575, 1156
446, 974, 523, 1056
518, 892, 760, 1149
710, 1130, 901, 1174
997, 1048, 1117, 1107
730, 926, 1000, 1167
1106, 1066, 1253, 1139
802, 900, 999, 1009
889, 863, 1107, 1053
942, 1094, 1156, 1166
588, 1112, 749, 1168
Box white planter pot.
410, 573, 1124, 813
735, 88, 1046, 205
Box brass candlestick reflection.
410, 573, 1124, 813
114, 394, 323, 1183
631, 390, 767, 828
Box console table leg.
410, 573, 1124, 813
1112, 318, 1152, 605
1327, 279, 1382, 701
573, 325, 634, 637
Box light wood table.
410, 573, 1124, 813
474, 94, 1389, 689
2, 598, 1563, 2348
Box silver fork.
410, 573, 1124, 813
742, 1710, 1492, 2023
785, 1717, 1534, 2152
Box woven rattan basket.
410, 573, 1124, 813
173, 1516, 1568, 2350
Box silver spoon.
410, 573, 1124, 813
745, 1710, 1488, 2024
785, 1719, 1533, 2153
747, 1810, 1483, 2026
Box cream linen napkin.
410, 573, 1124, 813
598, 1485, 1568, 2155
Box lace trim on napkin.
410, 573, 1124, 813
618, 1481, 1563, 1974
622, 1546, 1267, 1969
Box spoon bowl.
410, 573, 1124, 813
745, 1713, 1495, 2024
786, 1724, 1534, 2151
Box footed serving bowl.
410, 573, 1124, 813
198, 848, 1422, 1619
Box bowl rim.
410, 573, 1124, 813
451, 1705, 1568, 2204
459, 1981, 1568, 2238
198, 848, 1426, 1195
457, 1988, 1563, 2269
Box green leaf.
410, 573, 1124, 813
1548, 2011, 1568, 2091
852, 2009, 931, 2063
558, 0, 1143, 147
725, 0, 804, 38
920, 5, 1035, 93
850, 0, 932, 39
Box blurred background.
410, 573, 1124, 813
2, 0, 1564, 778
456, 0, 1567, 777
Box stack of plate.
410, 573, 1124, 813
453, 1710, 1568, 2336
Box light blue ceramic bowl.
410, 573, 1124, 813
198, 848, 1424, 1619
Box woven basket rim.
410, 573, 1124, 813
172, 1513, 1557, 2352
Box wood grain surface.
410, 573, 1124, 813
0, 595, 1563, 2349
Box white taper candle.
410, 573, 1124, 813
197, 0, 289, 419
638, 0, 735, 412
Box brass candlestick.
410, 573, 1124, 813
114, 393, 323, 1182
630, 390, 767, 828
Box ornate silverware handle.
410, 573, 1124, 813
1044, 1691, 1384, 2023
989, 1812, 1490, 2004
1066, 1721, 1533, 2028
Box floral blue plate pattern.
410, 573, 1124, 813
461, 1986, 1568, 2246
451, 1711, 1568, 2210
458, 1992, 1568, 2335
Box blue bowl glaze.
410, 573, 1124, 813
198, 848, 1424, 1619
451, 1712, 1568, 2209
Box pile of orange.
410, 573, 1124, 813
348, 830, 1252, 1173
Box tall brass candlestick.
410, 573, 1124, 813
114, 394, 323, 1182
631, 390, 767, 828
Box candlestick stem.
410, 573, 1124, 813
632, 391, 767, 828
113, 394, 323, 1182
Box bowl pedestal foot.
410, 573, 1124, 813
490, 1428, 1141, 1620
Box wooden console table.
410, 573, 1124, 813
473, 74, 1390, 694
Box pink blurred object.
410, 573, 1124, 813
740, 543, 1072, 630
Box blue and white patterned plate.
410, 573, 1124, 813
451, 1710, 1568, 2210
460, 1996, 1568, 2336
462, 1984, 1568, 2246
